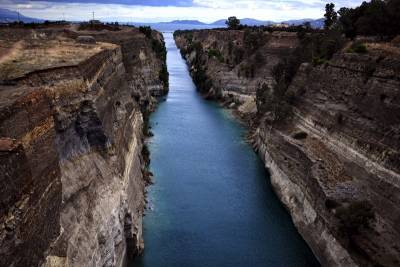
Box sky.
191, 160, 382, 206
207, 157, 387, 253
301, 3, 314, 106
0, 0, 365, 23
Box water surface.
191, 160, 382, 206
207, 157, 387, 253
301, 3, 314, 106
134, 32, 319, 267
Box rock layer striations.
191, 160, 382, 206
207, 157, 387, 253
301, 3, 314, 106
0, 25, 167, 266
175, 29, 400, 266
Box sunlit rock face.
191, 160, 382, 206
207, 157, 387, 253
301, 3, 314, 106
0, 25, 167, 267
176, 29, 400, 266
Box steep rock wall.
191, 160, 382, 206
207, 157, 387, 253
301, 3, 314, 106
0, 27, 167, 267
174, 29, 298, 117
175, 29, 400, 266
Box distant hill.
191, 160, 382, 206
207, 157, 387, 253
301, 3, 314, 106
281, 18, 314, 25
165, 20, 206, 25
0, 8, 43, 23
211, 18, 273, 26
211, 17, 322, 28
239, 18, 274, 26
309, 18, 324, 29
282, 18, 324, 28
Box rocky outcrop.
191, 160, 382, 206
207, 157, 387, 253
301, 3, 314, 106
174, 29, 298, 118
0, 25, 167, 266
175, 28, 400, 266
256, 47, 400, 266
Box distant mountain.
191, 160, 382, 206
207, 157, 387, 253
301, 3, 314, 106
240, 18, 274, 26
210, 19, 226, 26
210, 17, 323, 28
211, 18, 273, 26
131, 21, 216, 31
0, 8, 43, 23
164, 20, 206, 25
309, 18, 324, 29
282, 18, 314, 25
282, 18, 324, 29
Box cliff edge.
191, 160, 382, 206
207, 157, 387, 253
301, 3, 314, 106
0, 24, 168, 266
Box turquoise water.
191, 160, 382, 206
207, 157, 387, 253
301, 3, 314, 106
134, 33, 319, 267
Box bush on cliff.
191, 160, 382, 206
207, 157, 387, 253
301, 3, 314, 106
232, 47, 245, 65
141, 144, 150, 166
239, 63, 255, 78
159, 64, 169, 89
244, 29, 266, 53
347, 42, 368, 53
208, 49, 224, 62
139, 26, 152, 39
152, 39, 167, 62
257, 27, 345, 120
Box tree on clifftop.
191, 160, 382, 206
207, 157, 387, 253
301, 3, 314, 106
324, 3, 337, 29
226, 16, 240, 29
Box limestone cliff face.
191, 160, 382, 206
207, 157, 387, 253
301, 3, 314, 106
255, 46, 400, 266
174, 29, 298, 117
175, 29, 400, 266
0, 26, 167, 267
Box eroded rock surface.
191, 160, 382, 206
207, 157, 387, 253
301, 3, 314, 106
0, 25, 167, 267
174, 29, 298, 119
175, 29, 400, 266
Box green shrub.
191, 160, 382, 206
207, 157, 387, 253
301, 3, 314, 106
233, 47, 244, 65
159, 64, 169, 89
151, 39, 167, 61
347, 42, 368, 53
139, 26, 152, 39
239, 63, 255, 78
312, 57, 328, 66
141, 144, 150, 166
208, 48, 224, 62
193, 67, 212, 93
244, 29, 265, 52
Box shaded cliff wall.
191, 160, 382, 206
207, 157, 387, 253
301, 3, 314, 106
174, 29, 298, 118
256, 47, 400, 266
175, 28, 400, 266
0, 26, 167, 267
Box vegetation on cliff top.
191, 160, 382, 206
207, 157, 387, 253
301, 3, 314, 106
175, 0, 399, 120
258, 0, 400, 121
140, 25, 169, 89
336, 0, 400, 38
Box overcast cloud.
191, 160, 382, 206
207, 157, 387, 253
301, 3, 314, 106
0, 0, 365, 22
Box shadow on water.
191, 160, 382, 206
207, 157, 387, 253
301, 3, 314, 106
133, 32, 320, 267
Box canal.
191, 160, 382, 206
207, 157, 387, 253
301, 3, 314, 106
134, 32, 318, 267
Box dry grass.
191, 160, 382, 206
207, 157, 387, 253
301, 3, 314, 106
366, 42, 400, 56
0, 39, 116, 80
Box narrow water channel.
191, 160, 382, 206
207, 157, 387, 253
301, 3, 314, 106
134, 32, 319, 267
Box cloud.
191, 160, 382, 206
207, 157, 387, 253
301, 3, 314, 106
30, 0, 194, 7
0, 0, 366, 22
